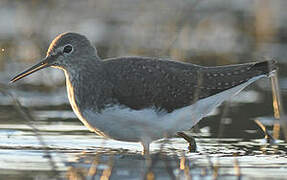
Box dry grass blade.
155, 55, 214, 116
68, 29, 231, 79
180, 156, 185, 170
270, 71, 287, 141
144, 153, 159, 180
88, 155, 99, 178
146, 172, 155, 180
99, 154, 114, 180
183, 159, 191, 180
233, 153, 242, 179
213, 159, 219, 180
0, 85, 59, 178
177, 155, 191, 180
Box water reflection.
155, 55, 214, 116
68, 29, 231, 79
63, 139, 287, 180
0, 0, 287, 179
0, 118, 287, 179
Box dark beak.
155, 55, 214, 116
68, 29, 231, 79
10, 56, 52, 83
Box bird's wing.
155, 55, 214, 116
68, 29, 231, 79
103, 57, 204, 112
102, 57, 276, 112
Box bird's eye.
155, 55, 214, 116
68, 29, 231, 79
63, 45, 73, 54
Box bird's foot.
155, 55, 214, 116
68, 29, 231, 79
254, 119, 276, 144
177, 132, 197, 152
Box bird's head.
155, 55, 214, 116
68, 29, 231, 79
10, 32, 96, 82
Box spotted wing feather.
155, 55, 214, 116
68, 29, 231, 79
103, 57, 276, 112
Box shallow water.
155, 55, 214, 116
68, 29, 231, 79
0, 90, 287, 180
1, 0, 287, 179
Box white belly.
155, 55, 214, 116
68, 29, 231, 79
78, 75, 265, 143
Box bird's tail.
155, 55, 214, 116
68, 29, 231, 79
200, 60, 278, 96
250, 60, 278, 77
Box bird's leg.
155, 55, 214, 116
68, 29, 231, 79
254, 119, 276, 144
141, 141, 150, 156
177, 132, 197, 152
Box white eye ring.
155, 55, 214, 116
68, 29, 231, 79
63, 44, 73, 54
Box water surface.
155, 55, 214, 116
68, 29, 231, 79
1, 0, 287, 179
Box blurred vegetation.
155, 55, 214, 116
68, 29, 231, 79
0, 0, 286, 139
0, 0, 286, 70
0, 1, 287, 179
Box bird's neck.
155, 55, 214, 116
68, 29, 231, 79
63, 58, 101, 96
62, 59, 113, 112
66, 54, 101, 72
63, 67, 101, 131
